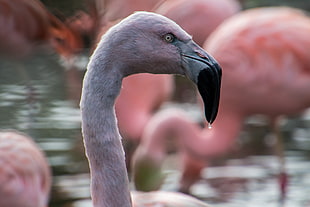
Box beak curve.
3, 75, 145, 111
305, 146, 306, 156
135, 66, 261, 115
180, 41, 222, 125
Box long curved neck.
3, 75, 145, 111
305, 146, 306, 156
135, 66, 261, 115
80, 53, 132, 207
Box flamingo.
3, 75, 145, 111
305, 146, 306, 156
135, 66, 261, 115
132, 109, 208, 192
132, 7, 310, 194
83, 0, 241, 144
0, 0, 82, 60
0, 131, 51, 207
80, 11, 221, 207
79, 0, 238, 187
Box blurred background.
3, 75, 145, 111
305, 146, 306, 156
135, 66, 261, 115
0, 0, 310, 207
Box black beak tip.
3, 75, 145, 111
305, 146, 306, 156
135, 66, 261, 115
197, 65, 222, 125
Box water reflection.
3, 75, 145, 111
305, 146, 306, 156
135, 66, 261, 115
0, 32, 310, 207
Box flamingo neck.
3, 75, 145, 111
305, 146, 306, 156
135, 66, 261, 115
80, 54, 132, 207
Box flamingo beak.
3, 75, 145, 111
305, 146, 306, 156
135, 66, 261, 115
180, 41, 222, 125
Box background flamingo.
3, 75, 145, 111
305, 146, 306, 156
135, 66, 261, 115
132, 6, 310, 194
0, 131, 51, 207
80, 11, 221, 207
0, 0, 82, 60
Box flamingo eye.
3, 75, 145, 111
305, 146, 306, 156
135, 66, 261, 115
163, 33, 175, 43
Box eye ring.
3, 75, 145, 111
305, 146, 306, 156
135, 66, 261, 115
163, 33, 175, 43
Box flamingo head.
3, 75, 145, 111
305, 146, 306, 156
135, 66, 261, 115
96, 11, 222, 124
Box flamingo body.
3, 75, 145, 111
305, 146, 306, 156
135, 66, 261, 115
206, 7, 310, 117
0, 131, 51, 207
